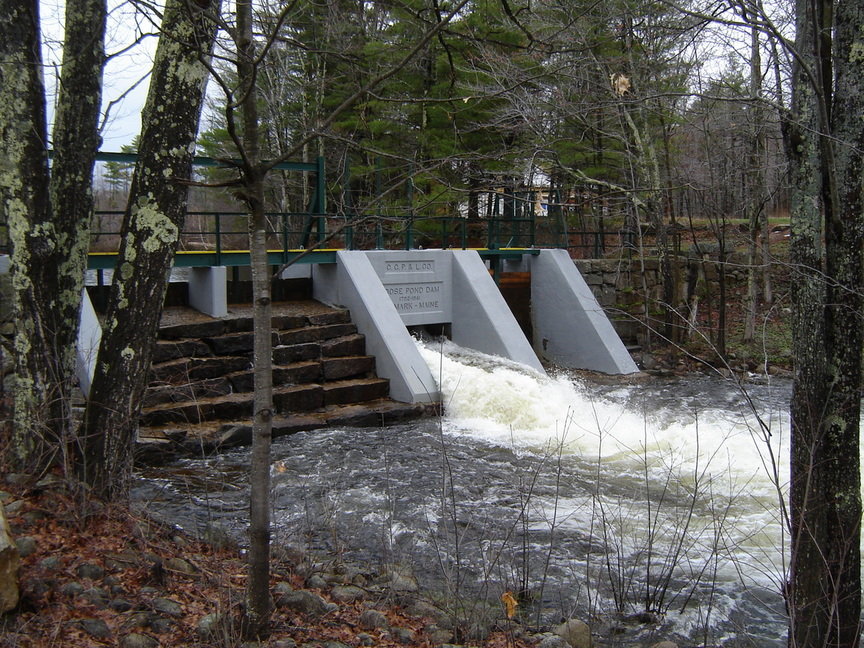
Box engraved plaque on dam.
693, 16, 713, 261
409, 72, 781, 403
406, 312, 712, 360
367, 251, 453, 326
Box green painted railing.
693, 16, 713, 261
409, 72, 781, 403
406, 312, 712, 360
0, 151, 621, 268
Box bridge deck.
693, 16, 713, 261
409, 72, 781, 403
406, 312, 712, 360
87, 247, 541, 270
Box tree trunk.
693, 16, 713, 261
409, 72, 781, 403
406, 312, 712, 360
743, 17, 764, 344
237, 0, 273, 637
787, 0, 864, 643
79, 0, 220, 500
1, 0, 105, 475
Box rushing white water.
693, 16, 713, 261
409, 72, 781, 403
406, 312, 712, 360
134, 338, 799, 646
418, 338, 788, 497
417, 338, 792, 639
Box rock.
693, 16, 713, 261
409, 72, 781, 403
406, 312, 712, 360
39, 555, 62, 571
275, 589, 334, 616
0, 491, 11, 504
22, 510, 47, 524
201, 523, 235, 549
357, 633, 375, 646
3, 500, 24, 516
27, 577, 55, 599
197, 612, 227, 639
272, 543, 305, 566
151, 596, 184, 616
640, 353, 659, 370
149, 617, 174, 634
76, 562, 106, 580
82, 586, 109, 608
538, 635, 572, 648
121, 633, 160, 648
554, 619, 592, 648
305, 573, 328, 589
330, 585, 364, 603
60, 582, 85, 597
359, 608, 389, 630
651, 642, 678, 648
272, 640, 297, 648
77, 618, 112, 639
14, 536, 36, 558
34, 474, 67, 490
424, 623, 454, 644
428, 628, 455, 645
391, 626, 415, 644
385, 566, 418, 593
408, 599, 443, 619
165, 557, 196, 575
122, 611, 156, 630
0, 504, 20, 612
110, 598, 134, 612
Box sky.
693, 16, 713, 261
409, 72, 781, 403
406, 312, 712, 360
41, 0, 159, 149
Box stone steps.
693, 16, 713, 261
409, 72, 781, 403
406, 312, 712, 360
135, 400, 440, 463
136, 302, 421, 459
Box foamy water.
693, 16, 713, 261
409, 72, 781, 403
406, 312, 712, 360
419, 339, 787, 491
417, 338, 791, 596
135, 339, 800, 645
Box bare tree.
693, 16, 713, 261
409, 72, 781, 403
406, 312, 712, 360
80, 0, 221, 499
784, 0, 864, 642
0, 0, 106, 475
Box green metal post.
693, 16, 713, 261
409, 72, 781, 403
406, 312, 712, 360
406, 169, 414, 250
282, 212, 289, 264
375, 157, 383, 248
316, 156, 326, 244
343, 156, 354, 249
215, 213, 222, 266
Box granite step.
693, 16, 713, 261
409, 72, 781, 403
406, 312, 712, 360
156, 307, 351, 340
322, 377, 390, 406
135, 400, 440, 462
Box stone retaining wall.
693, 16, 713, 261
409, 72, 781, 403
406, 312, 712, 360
575, 257, 750, 344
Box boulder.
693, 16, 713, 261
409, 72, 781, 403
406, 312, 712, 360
554, 618, 592, 648
151, 596, 184, 617
0, 504, 19, 612
651, 642, 678, 648
539, 636, 572, 648
330, 585, 365, 603
14, 536, 36, 558
197, 612, 228, 640
76, 618, 112, 640
358, 608, 389, 630
121, 633, 160, 648
275, 589, 334, 616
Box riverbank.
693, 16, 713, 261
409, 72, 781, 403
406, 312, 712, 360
1, 474, 542, 648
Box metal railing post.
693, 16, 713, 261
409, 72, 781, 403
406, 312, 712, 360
215, 213, 222, 266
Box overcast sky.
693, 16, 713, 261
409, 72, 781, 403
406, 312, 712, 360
41, 0, 159, 149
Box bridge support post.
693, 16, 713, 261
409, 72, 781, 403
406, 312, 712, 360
188, 266, 227, 318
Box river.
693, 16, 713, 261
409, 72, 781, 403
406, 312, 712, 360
133, 338, 794, 646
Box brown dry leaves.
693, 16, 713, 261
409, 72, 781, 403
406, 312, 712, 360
1, 483, 533, 648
